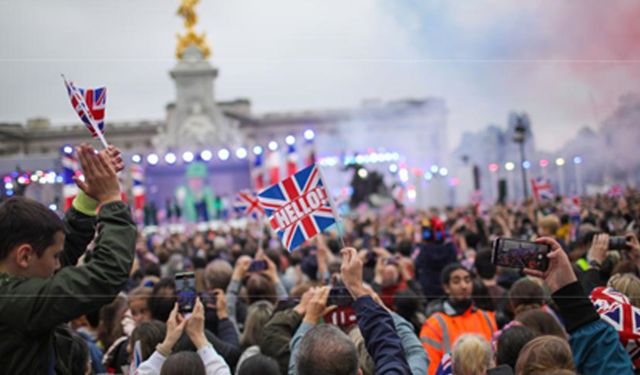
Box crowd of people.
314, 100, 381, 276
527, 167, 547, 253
1, 143, 640, 374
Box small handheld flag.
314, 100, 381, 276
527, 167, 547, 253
131, 164, 145, 223
531, 177, 554, 201
61, 151, 79, 211
62, 74, 109, 148
234, 190, 265, 219
252, 153, 265, 190
258, 164, 337, 252
266, 149, 281, 185
286, 143, 298, 177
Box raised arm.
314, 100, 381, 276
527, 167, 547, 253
525, 237, 634, 374
60, 145, 124, 268
0, 145, 136, 333
341, 247, 412, 375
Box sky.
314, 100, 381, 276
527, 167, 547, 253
1, 0, 639, 152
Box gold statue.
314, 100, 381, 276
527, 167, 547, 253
177, 0, 198, 30
176, 0, 211, 60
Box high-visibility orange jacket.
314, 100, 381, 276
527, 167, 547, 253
420, 303, 497, 375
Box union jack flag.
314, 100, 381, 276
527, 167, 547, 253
435, 353, 452, 375
286, 143, 298, 177
130, 165, 145, 220
591, 287, 640, 369
63, 77, 107, 138
252, 153, 265, 190
304, 136, 316, 167
531, 177, 554, 201
234, 190, 265, 219
608, 184, 625, 198
258, 164, 337, 252
61, 152, 79, 210
266, 149, 281, 185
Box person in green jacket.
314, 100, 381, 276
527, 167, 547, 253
0, 144, 137, 374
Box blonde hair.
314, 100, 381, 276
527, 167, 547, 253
608, 273, 640, 308
539, 215, 561, 236
515, 335, 573, 375
348, 326, 375, 375
452, 334, 492, 375
240, 301, 274, 348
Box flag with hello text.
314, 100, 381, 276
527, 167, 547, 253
258, 164, 336, 252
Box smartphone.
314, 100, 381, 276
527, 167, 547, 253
492, 238, 550, 272
175, 272, 197, 313
609, 236, 630, 250
248, 260, 268, 273
327, 283, 354, 308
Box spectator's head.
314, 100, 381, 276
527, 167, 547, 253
204, 259, 232, 291
347, 326, 375, 375
515, 336, 574, 375
611, 261, 640, 278
297, 324, 360, 375
380, 261, 401, 287
99, 295, 128, 349
509, 278, 545, 317
71, 307, 101, 332
128, 286, 153, 324
608, 273, 640, 308
149, 278, 177, 322
397, 240, 413, 258
474, 249, 497, 280
472, 278, 495, 311
237, 354, 280, 375
516, 309, 566, 338
393, 289, 422, 329
538, 215, 561, 237
246, 274, 277, 305
129, 320, 166, 362
496, 325, 536, 369
441, 263, 473, 302
240, 300, 274, 348
159, 351, 205, 375
0, 197, 65, 279
452, 334, 493, 375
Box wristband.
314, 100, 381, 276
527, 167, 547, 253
72, 191, 99, 216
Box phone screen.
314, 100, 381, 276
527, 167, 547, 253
248, 260, 268, 273
492, 238, 550, 271
175, 272, 197, 313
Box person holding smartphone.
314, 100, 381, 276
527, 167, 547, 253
136, 299, 231, 375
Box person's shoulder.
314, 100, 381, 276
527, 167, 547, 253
0, 272, 29, 289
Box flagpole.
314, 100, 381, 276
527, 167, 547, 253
61, 74, 109, 149
317, 165, 347, 249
